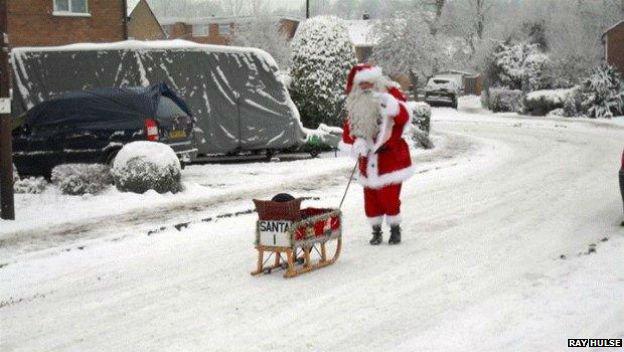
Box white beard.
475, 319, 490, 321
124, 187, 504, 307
346, 88, 381, 140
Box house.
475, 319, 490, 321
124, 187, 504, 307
1, 0, 127, 48
127, 0, 166, 40
602, 20, 624, 75
161, 16, 300, 46
345, 18, 416, 93
345, 18, 379, 63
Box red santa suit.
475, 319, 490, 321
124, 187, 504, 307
339, 64, 414, 226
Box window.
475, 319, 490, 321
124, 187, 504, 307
53, 0, 89, 15
218, 24, 230, 36
192, 25, 209, 37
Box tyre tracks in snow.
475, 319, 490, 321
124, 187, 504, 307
0, 131, 474, 258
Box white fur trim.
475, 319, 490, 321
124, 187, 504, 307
386, 215, 402, 226
380, 94, 400, 118
353, 66, 383, 85
357, 160, 415, 189
368, 216, 384, 226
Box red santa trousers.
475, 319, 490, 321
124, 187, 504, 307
363, 183, 402, 226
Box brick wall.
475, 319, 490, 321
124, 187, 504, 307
278, 19, 299, 40
606, 23, 624, 75
7, 0, 126, 48
167, 22, 230, 45
128, 0, 165, 40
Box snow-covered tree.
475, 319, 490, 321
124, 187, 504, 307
371, 10, 440, 82
289, 16, 356, 128
581, 65, 624, 118
490, 42, 551, 91
231, 18, 291, 69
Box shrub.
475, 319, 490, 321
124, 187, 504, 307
482, 88, 524, 113
51, 164, 113, 195
490, 41, 552, 91
14, 177, 48, 194
524, 88, 577, 116
111, 141, 182, 194
290, 16, 357, 128
406, 101, 431, 134
580, 65, 624, 118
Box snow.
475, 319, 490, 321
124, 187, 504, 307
2, 101, 624, 351
112, 141, 180, 170
526, 88, 576, 105
345, 20, 380, 47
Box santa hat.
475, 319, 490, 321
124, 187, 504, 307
345, 64, 383, 94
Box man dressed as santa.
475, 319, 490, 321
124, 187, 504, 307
339, 64, 414, 245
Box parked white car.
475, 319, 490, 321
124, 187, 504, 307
424, 75, 461, 109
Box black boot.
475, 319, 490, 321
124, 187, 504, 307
369, 225, 383, 245
389, 225, 401, 245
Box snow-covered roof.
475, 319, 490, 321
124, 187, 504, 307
127, 0, 140, 16
160, 15, 302, 26
602, 19, 624, 39
345, 20, 379, 47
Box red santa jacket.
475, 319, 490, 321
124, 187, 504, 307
339, 92, 414, 189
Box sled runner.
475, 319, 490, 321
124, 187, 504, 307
251, 199, 342, 278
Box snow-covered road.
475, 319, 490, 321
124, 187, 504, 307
2, 104, 623, 351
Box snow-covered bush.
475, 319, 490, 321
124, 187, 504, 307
51, 164, 113, 195
410, 128, 434, 150
490, 42, 552, 91
407, 101, 431, 134
524, 88, 577, 116
482, 88, 524, 113
580, 65, 624, 118
290, 16, 357, 128
562, 89, 583, 117
14, 177, 48, 194
111, 141, 182, 194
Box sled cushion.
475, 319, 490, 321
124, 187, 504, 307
254, 198, 302, 221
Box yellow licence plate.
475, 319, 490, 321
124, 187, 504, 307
170, 130, 187, 139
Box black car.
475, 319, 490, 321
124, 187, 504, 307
12, 83, 196, 177
620, 149, 624, 225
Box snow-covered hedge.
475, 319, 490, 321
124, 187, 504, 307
290, 16, 357, 128
51, 164, 113, 195
111, 141, 182, 194
482, 88, 524, 113
524, 88, 577, 116
580, 65, 624, 118
14, 177, 48, 194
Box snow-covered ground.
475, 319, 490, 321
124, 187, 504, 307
2, 99, 623, 351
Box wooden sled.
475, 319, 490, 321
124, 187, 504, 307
251, 208, 342, 278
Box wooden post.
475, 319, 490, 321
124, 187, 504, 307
0, 0, 14, 220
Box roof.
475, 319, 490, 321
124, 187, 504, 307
602, 20, 624, 39
159, 15, 302, 26
345, 20, 379, 47
127, 0, 140, 16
